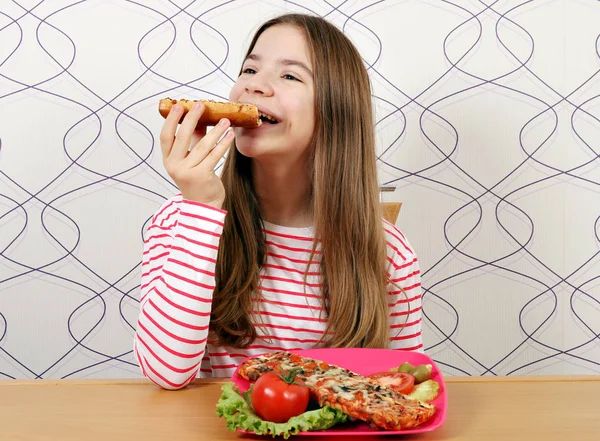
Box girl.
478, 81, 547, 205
134, 13, 423, 390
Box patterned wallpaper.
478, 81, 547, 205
1, 0, 599, 380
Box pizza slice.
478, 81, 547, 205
237, 351, 436, 430
312, 375, 435, 430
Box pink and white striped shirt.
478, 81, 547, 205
134, 195, 423, 390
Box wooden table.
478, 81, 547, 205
1, 376, 598, 440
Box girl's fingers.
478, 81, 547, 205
170, 102, 205, 160
202, 129, 235, 170
159, 104, 183, 159
186, 119, 231, 166
189, 127, 207, 151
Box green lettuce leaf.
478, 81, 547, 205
215, 382, 349, 439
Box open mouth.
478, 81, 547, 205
259, 112, 279, 124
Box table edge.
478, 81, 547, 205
1, 375, 599, 387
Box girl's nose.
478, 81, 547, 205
245, 73, 274, 96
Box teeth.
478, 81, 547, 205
259, 112, 277, 122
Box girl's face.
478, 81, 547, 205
229, 25, 315, 161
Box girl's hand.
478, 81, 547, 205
160, 102, 234, 209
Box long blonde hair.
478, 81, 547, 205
210, 13, 390, 348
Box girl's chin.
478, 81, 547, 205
233, 133, 311, 159
234, 140, 269, 158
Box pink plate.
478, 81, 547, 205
231, 347, 448, 436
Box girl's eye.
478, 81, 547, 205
243, 68, 256, 74
283, 74, 299, 81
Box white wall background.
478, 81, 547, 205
1, 0, 599, 380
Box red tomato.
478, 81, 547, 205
251, 370, 310, 423
368, 371, 415, 394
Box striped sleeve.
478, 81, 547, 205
133, 195, 226, 389
384, 221, 424, 352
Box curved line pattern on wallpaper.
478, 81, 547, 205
0, 0, 599, 379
